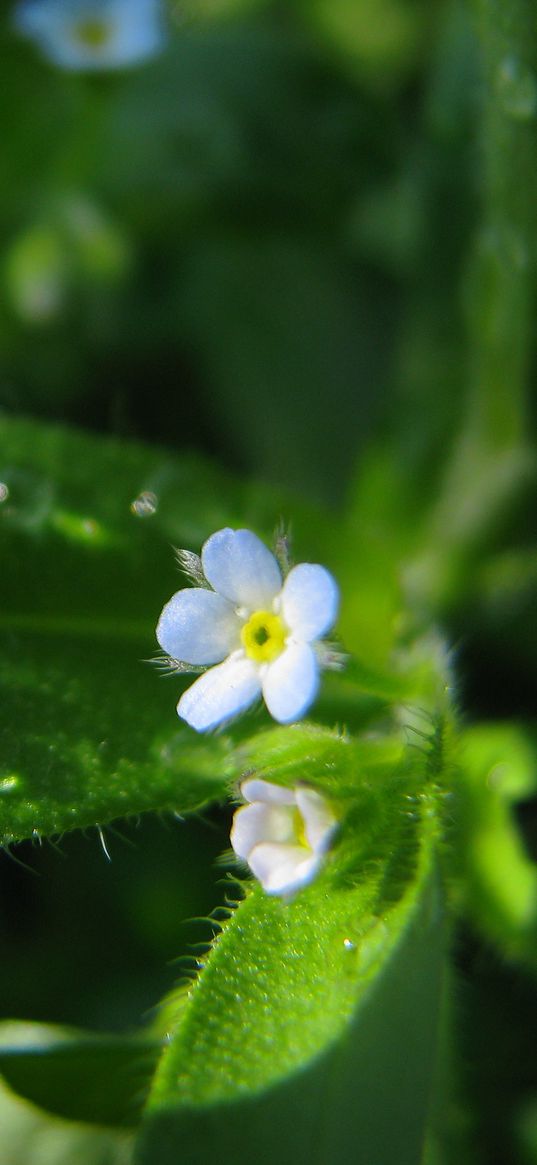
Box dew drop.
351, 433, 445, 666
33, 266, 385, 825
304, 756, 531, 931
343, 938, 356, 952
0, 483, 9, 503
131, 490, 158, 517
496, 56, 537, 120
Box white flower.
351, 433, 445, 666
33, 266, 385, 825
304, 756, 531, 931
14, 0, 165, 71
230, 778, 338, 897
156, 527, 339, 732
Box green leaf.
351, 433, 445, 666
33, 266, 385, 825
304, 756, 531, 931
228, 721, 404, 805
456, 722, 537, 967
0, 1076, 133, 1165
136, 737, 447, 1165
296, 0, 424, 87
0, 414, 312, 844
0, 1022, 160, 1129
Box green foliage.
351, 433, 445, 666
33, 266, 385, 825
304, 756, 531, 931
455, 723, 537, 966
0, 414, 301, 843
0, 1023, 159, 1129
297, 0, 426, 88
1, 0, 537, 1161
0, 412, 434, 847
0, 1074, 132, 1165
0, 410, 458, 1164
138, 739, 447, 1165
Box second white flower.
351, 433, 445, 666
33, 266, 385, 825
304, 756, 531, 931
230, 778, 338, 896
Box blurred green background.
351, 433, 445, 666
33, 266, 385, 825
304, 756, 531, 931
1, 0, 476, 504
1, 1, 537, 1163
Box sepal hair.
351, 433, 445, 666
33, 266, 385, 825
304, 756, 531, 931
273, 518, 292, 577
173, 548, 211, 588
150, 652, 206, 676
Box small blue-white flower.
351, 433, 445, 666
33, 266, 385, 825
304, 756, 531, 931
14, 0, 165, 71
230, 778, 338, 896
156, 527, 339, 732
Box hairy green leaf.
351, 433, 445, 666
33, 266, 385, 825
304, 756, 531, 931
136, 733, 448, 1165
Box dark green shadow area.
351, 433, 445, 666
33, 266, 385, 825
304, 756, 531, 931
0, 1031, 161, 1129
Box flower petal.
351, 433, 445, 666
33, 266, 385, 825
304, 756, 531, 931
295, 787, 337, 854
262, 641, 319, 724
240, 778, 296, 806
201, 528, 282, 610
156, 589, 239, 665
230, 802, 295, 861
177, 654, 261, 732
247, 843, 320, 896
15, 0, 165, 70
280, 563, 339, 641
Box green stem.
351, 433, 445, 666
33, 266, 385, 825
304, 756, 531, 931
50, 76, 115, 198
407, 0, 537, 601
467, 0, 537, 448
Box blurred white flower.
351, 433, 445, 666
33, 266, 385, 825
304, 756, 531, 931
156, 527, 340, 732
14, 0, 165, 71
230, 778, 338, 896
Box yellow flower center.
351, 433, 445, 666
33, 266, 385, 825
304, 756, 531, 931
293, 807, 309, 850
72, 18, 111, 48
240, 610, 287, 663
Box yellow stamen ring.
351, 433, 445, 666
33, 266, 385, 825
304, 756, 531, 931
72, 19, 111, 48
293, 806, 309, 849
240, 610, 287, 663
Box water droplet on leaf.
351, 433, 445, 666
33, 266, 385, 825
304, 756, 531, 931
131, 490, 158, 517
